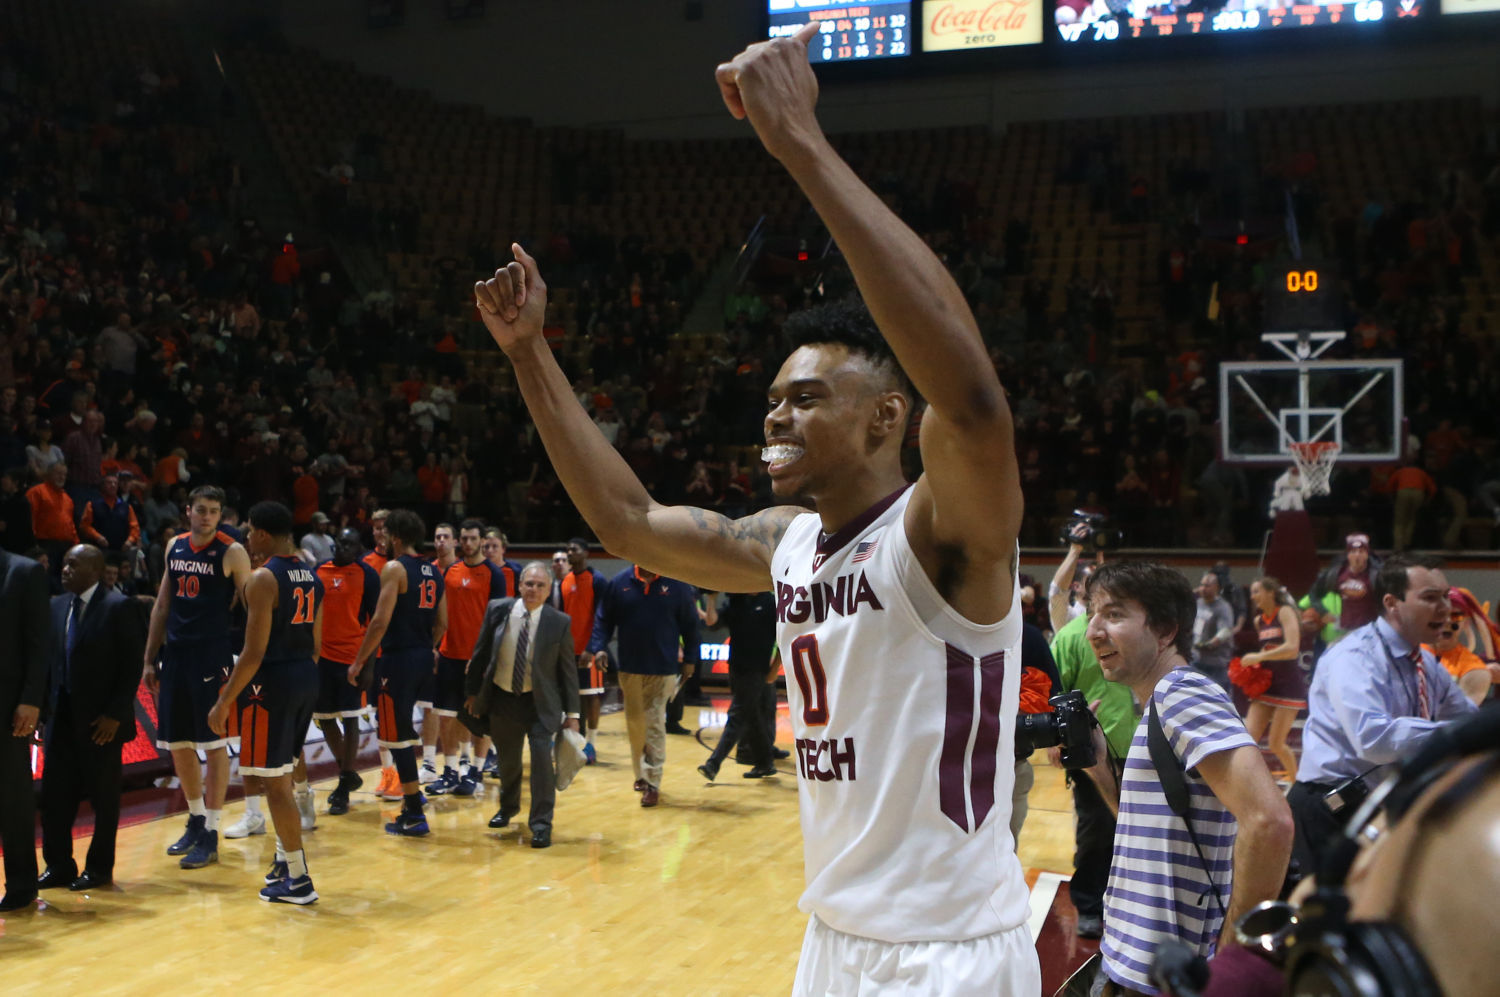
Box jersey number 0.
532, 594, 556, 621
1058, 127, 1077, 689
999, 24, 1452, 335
789, 634, 830, 727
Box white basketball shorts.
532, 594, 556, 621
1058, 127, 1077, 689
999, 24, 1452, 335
793, 914, 1042, 996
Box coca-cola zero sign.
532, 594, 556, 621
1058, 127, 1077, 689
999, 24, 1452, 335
922, 0, 1043, 48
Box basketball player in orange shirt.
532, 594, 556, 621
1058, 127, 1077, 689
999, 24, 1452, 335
475, 23, 1037, 993
430, 520, 507, 795
560, 537, 608, 763
315, 528, 382, 812
359, 509, 401, 794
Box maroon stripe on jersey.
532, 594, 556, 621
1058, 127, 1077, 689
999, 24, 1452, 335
968, 650, 1007, 829
939, 642, 975, 832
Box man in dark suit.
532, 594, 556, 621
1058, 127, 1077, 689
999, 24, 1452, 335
0, 546, 49, 911
39, 544, 147, 891
464, 561, 579, 849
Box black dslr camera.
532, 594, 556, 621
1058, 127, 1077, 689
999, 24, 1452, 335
1016, 690, 1099, 770
1058, 510, 1123, 554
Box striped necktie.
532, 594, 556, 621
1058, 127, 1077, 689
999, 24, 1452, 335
512, 611, 531, 692
1411, 647, 1430, 721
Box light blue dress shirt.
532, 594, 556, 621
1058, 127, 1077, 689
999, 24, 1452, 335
1297, 616, 1476, 785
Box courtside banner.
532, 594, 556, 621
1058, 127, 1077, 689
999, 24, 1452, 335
923, 0, 1044, 49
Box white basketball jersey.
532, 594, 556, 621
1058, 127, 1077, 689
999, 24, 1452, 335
771, 486, 1028, 943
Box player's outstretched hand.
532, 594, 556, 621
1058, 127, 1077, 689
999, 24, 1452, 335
715, 21, 822, 164
475, 243, 548, 355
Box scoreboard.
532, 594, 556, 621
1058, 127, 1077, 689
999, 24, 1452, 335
767, 1, 914, 62
1055, 0, 1419, 43
765, 0, 1437, 57
1263, 261, 1343, 332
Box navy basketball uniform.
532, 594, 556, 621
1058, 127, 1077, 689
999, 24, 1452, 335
157, 530, 240, 751
238, 556, 323, 778
376, 555, 442, 749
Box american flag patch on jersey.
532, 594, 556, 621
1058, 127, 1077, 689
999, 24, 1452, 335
851, 539, 878, 563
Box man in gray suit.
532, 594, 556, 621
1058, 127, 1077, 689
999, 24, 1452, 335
464, 561, 579, 849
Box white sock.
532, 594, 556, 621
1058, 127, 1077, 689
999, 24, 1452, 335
286, 849, 308, 880
379, 748, 394, 769
586, 728, 596, 746
245, 795, 264, 817
205, 809, 222, 832
275, 836, 286, 861
444, 754, 458, 773
187, 797, 206, 817
423, 745, 437, 767
294, 781, 310, 797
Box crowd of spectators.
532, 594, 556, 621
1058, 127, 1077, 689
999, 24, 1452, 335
3, 22, 1500, 590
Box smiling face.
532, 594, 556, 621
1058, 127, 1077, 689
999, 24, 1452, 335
1384, 566, 1452, 648
1085, 584, 1178, 690
1250, 581, 1276, 614
762, 344, 908, 503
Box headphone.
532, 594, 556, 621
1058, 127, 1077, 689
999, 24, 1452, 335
1281, 707, 1500, 996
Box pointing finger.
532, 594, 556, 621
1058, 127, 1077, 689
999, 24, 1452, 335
792, 20, 821, 47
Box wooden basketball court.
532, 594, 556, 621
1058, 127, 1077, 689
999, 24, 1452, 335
1, 706, 1086, 995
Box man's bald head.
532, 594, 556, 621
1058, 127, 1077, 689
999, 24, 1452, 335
62, 544, 105, 595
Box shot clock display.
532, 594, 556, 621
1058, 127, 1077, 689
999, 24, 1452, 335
767, 1, 914, 62
1054, 0, 1421, 43
1263, 261, 1343, 332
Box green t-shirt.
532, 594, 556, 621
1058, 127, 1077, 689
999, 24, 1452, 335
1299, 592, 1344, 645
1050, 613, 1139, 759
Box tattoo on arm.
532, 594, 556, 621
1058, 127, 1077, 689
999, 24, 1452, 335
685, 505, 804, 561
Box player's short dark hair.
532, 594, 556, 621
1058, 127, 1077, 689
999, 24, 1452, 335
434, 522, 455, 536
567, 537, 590, 550
783, 297, 916, 401
248, 501, 295, 539
1377, 553, 1445, 603
385, 508, 425, 548
188, 485, 226, 507
1086, 561, 1196, 659
458, 518, 486, 535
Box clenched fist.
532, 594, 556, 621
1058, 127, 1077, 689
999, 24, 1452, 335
474, 242, 549, 355
715, 21, 824, 165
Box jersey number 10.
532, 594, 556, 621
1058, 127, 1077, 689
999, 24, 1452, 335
789, 634, 830, 727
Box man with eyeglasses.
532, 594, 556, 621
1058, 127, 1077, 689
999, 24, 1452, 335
1290, 554, 1476, 880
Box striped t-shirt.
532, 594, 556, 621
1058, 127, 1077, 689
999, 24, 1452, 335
1101, 667, 1255, 994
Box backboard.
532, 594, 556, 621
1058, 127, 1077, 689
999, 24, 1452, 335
1218, 357, 1404, 467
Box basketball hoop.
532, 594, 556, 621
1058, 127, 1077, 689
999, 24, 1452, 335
1289, 441, 1339, 497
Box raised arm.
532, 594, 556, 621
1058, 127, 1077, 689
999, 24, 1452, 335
715, 26, 1020, 608
476, 249, 805, 594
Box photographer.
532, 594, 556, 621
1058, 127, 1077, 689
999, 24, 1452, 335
1289, 553, 1476, 880
1153, 709, 1500, 997
1050, 512, 1118, 636
1078, 562, 1292, 996
1050, 601, 1138, 940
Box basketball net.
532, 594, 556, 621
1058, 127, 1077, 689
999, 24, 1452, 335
1289, 441, 1339, 497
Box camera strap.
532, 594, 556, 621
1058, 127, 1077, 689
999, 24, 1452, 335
1148, 696, 1227, 918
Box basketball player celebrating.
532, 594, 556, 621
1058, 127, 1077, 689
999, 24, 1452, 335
314, 528, 382, 813
561, 537, 608, 763
208, 502, 323, 904
432, 519, 507, 795
475, 24, 1039, 993
143, 485, 253, 870
351, 509, 446, 837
